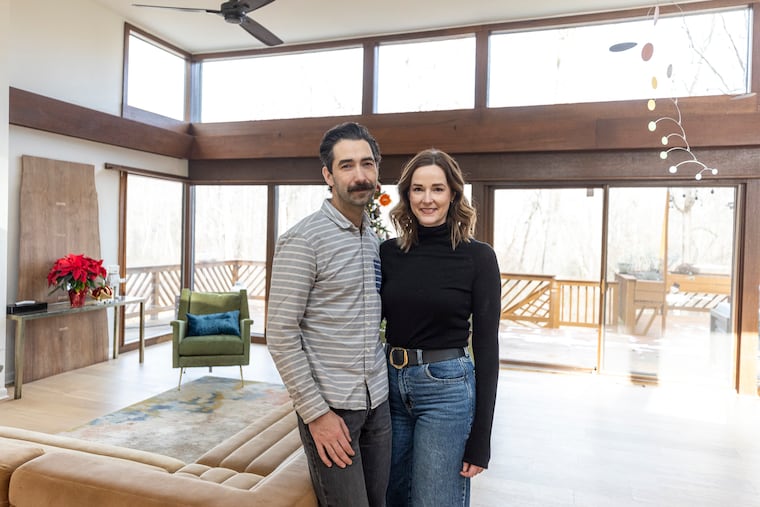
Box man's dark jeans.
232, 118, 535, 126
297, 400, 391, 507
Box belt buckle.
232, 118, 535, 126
389, 347, 408, 369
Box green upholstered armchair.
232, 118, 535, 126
171, 288, 253, 389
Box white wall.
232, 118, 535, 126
9, 0, 126, 115
1, 0, 10, 400
7, 126, 187, 300
4, 0, 189, 388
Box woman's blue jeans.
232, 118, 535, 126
386, 354, 475, 507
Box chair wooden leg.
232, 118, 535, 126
177, 368, 184, 391
642, 310, 657, 335
239, 365, 244, 388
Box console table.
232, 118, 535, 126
8, 296, 145, 399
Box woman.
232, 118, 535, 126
380, 149, 501, 507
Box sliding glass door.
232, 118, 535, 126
124, 175, 184, 342
492, 185, 738, 386
604, 186, 736, 386
492, 187, 603, 370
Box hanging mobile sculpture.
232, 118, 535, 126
609, 3, 718, 180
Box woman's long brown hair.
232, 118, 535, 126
389, 148, 477, 252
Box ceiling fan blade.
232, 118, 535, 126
132, 4, 221, 15
240, 16, 283, 46
237, 0, 277, 15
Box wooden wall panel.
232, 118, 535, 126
17, 156, 108, 382
9, 88, 193, 159
188, 95, 760, 160
189, 147, 760, 186
10, 85, 760, 163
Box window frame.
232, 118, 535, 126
122, 23, 192, 123
375, 34, 478, 114
198, 46, 365, 122
486, 6, 751, 108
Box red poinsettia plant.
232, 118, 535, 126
47, 253, 107, 294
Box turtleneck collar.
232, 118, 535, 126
418, 222, 450, 238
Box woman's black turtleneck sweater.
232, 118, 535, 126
379, 223, 501, 468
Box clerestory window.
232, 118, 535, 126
124, 28, 188, 121
488, 7, 750, 108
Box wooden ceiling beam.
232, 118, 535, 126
9, 87, 194, 159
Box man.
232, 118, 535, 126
267, 122, 390, 507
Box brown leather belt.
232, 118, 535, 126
386, 345, 467, 369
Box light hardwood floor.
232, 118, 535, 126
2, 341, 760, 506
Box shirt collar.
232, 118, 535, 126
321, 199, 371, 232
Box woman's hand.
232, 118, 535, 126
460, 461, 484, 478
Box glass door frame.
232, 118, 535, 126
487, 181, 744, 387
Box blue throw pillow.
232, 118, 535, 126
186, 310, 240, 336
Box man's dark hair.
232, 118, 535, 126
319, 122, 381, 173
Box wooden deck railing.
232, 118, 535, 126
121, 262, 729, 330
500, 274, 614, 328
123, 260, 266, 321
500, 272, 730, 329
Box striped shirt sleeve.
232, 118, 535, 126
267, 227, 331, 423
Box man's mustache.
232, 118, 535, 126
348, 182, 376, 192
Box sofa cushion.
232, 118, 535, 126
251, 451, 317, 507
197, 401, 298, 473
9, 452, 257, 507
0, 429, 185, 473
175, 463, 264, 489
0, 441, 44, 507
173, 452, 317, 507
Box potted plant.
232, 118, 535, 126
47, 253, 107, 307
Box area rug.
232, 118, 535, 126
59, 376, 291, 463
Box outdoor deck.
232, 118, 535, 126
121, 262, 753, 388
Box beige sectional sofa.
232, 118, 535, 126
0, 402, 316, 507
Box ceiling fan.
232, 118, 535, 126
132, 0, 283, 46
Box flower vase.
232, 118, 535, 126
68, 289, 87, 307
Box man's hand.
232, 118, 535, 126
308, 410, 355, 468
